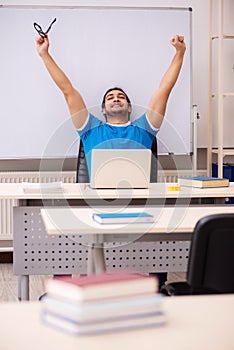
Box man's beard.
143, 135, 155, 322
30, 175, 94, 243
105, 111, 129, 122
106, 104, 128, 118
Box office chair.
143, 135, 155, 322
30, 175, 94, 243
76, 140, 89, 183
76, 137, 158, 183
160, 214, 234, 296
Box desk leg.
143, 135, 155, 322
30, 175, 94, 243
93, 244, 106, 274
18, 275, 29, 301
87, 244, 96, 274
87, 234, 106, 275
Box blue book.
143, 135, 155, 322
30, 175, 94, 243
178, 176, 229, 188
92, 212, 154, 224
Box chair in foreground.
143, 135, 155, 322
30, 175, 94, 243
160, 214, 234, 296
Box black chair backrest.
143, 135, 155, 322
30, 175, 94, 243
187, 214, 234, 294
150, 137, 158, 183
76, 138, 158, 183
76, 140, 89, 183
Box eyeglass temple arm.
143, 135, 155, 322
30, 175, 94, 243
45, 18, 57, 34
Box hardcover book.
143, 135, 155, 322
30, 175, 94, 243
45, 272, 158, 303
92, 212, 154, 224
21, 181, 63, 193
42, 310, 166, 335
178, 176, 229, 188
42, 293, 163, 322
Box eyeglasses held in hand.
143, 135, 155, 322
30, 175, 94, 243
33, 18, 57, 38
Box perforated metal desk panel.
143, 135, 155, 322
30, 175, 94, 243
14, 207, 190, 300
14, 206, 191, 274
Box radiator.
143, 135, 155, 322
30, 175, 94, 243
0, 170, 205, 240
0, 171, 76, 239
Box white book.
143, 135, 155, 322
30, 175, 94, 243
21, 181, 63, 193
42, 309, 166, 335
42, 293, 163, 322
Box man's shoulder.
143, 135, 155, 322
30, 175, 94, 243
131, 113, 147, 124
88, 112, 104, 122
132, 112, 159, 135
77, 113, 104, 133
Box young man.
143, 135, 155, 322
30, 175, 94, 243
36, 34, 186, 290
36, 34, 186, 178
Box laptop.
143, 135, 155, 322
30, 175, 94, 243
90, 149, 151, 189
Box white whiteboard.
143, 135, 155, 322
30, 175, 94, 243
0, 6, 192, 159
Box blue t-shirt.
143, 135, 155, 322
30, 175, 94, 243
77, 113, 158, 177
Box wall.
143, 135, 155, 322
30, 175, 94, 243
0, 7, 192, 158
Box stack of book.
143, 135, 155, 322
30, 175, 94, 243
41, 271, 166, 335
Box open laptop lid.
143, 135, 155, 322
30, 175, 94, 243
90, 149, 151, 189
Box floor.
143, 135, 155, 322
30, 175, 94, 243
0, 262, 186, 302
0, 263, 47, 302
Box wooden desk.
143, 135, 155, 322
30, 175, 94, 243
0, 294, 234, 350
41, 205, 234, 235
1, 182, 234, 202
41, 205, 234, 273
9, 182, 234, 300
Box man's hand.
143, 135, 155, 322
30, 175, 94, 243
170, 35, 186, 54
147, 34, 186, 127
36, 35, 49, 57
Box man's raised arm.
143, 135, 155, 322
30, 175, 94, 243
36, 36, 88, 129
147, 35, 186, 129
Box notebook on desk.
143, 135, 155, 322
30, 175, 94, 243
90, 149, 151, 189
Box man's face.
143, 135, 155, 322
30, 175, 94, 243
102, 90, 131, 121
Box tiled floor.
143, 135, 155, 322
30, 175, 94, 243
0, 263, 47, 302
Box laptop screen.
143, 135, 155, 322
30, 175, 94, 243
90, 149, 151, 189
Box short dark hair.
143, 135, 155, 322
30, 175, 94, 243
101, 87, 131, 109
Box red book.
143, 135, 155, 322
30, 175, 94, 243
45, 272, 158, 303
